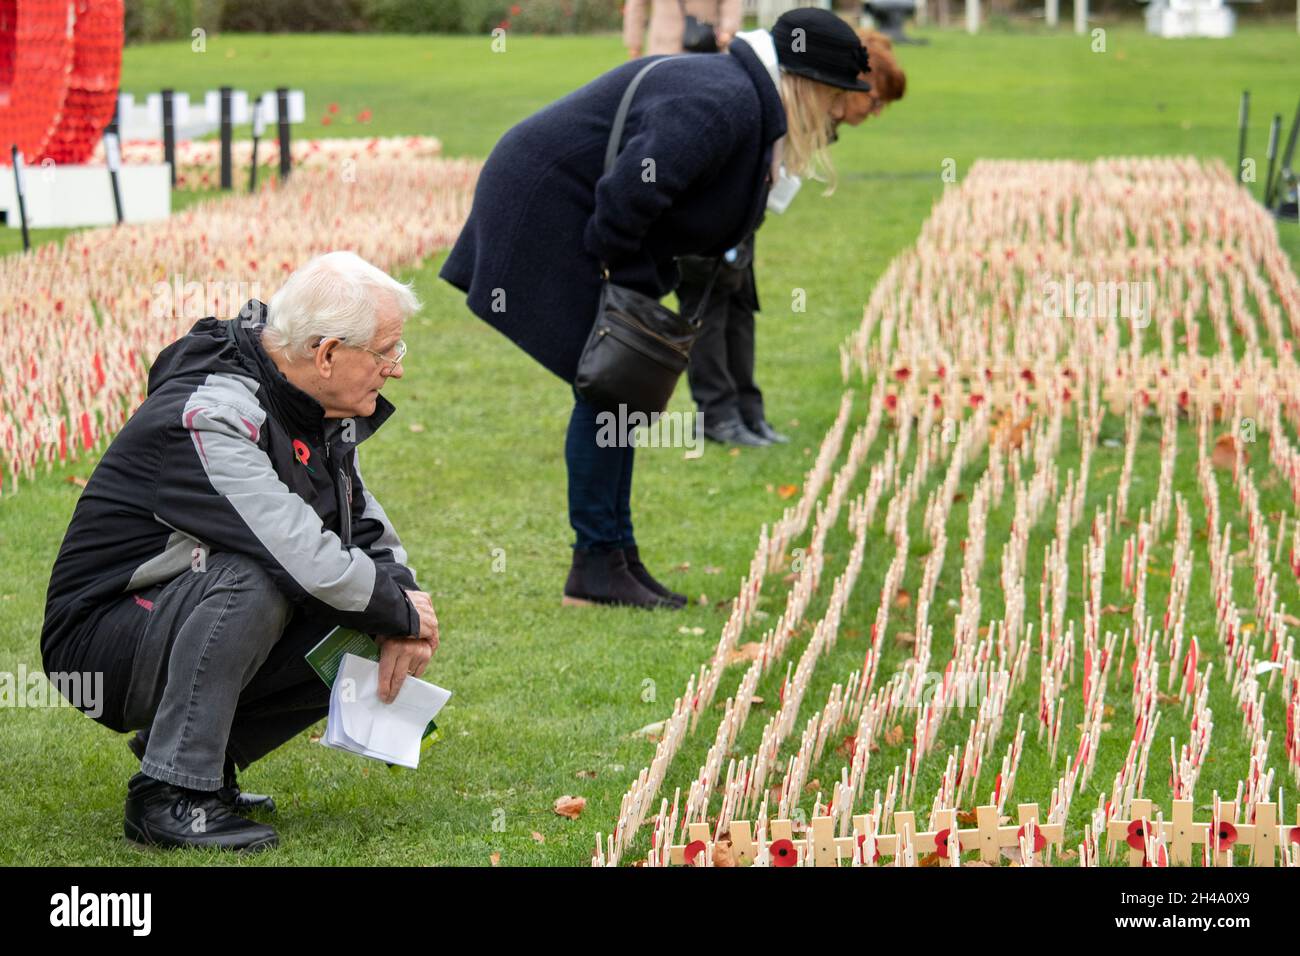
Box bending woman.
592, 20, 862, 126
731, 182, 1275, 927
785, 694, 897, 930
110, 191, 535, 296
439, 8, 871, 610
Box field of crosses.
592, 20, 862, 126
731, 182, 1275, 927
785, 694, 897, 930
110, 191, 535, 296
0, 143, 480, 495
596, 157, 1300, 868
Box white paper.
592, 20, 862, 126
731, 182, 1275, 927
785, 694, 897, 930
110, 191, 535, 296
323, 653, 451, 769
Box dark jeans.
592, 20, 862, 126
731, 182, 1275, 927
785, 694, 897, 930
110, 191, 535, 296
678, 270, 765, 429
95, 551, 333, 790
565, 389, 636, 552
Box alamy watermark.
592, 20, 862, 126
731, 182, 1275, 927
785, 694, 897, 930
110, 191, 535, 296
595, 405, 704, 458
50, 886, 151, 935
1038, 272, 1155, 326
150, 275, 265, 321
0, 665, 103, 718
895, 668, 1011, 710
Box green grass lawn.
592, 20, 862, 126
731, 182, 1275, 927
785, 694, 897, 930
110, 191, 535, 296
1, 25, 1299, 866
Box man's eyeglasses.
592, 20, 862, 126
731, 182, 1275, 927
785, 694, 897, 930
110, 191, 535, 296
311, 336, 407, 374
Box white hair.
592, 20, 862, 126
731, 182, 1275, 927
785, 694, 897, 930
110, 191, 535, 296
262, 251, 420, 357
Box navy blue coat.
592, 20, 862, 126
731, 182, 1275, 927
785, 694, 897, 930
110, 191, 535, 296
438, 37, 787, 383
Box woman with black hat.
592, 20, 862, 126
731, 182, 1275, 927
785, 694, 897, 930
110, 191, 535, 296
439, 8, 871, 610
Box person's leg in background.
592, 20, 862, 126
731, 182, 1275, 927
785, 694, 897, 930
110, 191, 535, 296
728, 297, 788, 444
680, 262, 770, 447
563, 390, 671, 609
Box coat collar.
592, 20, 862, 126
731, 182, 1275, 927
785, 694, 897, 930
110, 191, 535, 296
231, 299, 396, 447
728, 34, 788, 148
717, 35, 789, 248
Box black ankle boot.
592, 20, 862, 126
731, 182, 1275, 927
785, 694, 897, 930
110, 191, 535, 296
123, 772, 278, 852
622, 545, 688, 608
563, 547, 678, 610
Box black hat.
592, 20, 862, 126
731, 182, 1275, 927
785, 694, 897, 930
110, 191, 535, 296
772, 8, 871, 93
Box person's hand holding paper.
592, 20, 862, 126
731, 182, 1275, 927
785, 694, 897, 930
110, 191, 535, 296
373, 589, 440, 704
326, 653, 451, 768
377, 635, 433, 704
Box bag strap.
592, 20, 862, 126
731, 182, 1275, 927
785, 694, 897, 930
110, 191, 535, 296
598, 55, 684, 279
687, 258, 725, 330
603, 56, 687, 178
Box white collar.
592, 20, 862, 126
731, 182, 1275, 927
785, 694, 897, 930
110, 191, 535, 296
733, 28, 796, 210
733, 28, 781, 95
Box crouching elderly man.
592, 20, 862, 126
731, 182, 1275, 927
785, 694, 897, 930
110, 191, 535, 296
40, 251, 439, 852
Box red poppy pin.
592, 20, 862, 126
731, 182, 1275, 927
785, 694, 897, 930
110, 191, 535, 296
683, 840, 707, 866
292, 439, 314, 473
1017, 823, 1046, 853
769, 839, 797, 867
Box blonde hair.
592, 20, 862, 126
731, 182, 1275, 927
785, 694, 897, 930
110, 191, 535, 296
778, 70, 844, 196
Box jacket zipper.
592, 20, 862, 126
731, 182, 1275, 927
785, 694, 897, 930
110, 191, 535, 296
324, 440, 352, 546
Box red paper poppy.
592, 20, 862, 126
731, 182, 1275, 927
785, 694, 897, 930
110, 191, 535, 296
1287, 826, 1300, 845
1017, 823, 1046, 853
1210, 821, 1238, 851
769, 839, 797, 867
934, 828, 958, 856
856, 833, 881, 863
683, 839, 707, 865
1126, 819, 1149, 851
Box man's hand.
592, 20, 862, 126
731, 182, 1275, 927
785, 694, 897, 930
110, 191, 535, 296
405, 589, 440, 649
629, 45, 642, 59
373, 590, 439, 704
717, 32, 732, 50
376, 635, 433, 704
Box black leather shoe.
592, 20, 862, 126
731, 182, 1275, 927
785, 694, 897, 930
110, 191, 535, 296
622, 545, 688, 608
128, 732, 275, 814
746, 418, 790, 444
563, 547, 679, 610
123, 771, 278, 852
217, 756, 277, 814
703, 416, 771, 447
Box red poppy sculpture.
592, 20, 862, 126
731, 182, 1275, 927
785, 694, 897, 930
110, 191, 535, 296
0, 0, 124, 166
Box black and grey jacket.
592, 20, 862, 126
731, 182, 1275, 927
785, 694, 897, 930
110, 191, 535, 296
41, 300, 421, 687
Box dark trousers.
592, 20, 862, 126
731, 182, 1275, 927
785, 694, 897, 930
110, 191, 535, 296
565, 389, 635, 551
90, 551, 333, 790
677, 271, 765, 430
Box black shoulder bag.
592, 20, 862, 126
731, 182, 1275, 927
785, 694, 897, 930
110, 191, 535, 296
574, 56, 723, 417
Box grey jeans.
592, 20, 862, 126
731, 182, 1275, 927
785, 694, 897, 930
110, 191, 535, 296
119, 551, 333, 790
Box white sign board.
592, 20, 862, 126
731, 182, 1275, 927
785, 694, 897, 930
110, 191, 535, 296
256, 90, 306, 124
0, 164, 171, 228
